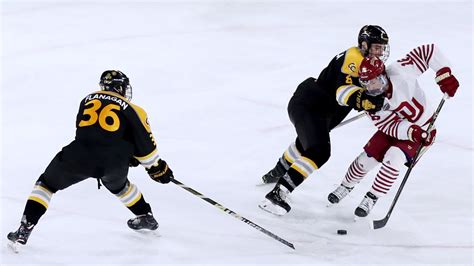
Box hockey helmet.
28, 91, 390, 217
358, 25, 390, 62
359, 57, 388, 96
99, 70, 132, 101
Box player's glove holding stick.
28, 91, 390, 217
147, 159, 174, 184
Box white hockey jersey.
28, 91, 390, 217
366, 44, 451, 140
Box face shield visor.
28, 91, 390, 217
360, 74, 388, 96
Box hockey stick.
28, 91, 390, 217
334, 98, 392, 129
334, 112, 366, 129
171, 178, 295, 249
373, 93, 449, 229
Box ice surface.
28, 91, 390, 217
1, 0, 472, 264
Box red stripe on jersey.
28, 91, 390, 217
409, 51, 427, 72
374, 113, 397, 127
388, 122, 398, 137
422, 45, 428, 61
426, 44, 434, 63
417, 46, 425, 61
380, 116, 398, 133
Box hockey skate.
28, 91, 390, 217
127, 213, 159, 231
354, 192, 378, 217
7, 220, 35, 253
259, 184, 291, 215
328, 184, 353, 204
261, 160, 287, 184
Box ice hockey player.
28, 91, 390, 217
259, 25, 390, 215
327, 45, 459, 217
7, 70, 174, 247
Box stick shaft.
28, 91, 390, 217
373, 94, 448, 229
171, 179, 295, 249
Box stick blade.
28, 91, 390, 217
373, 216, 389, 229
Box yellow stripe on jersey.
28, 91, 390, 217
135, 148, 160, 168
336, 85, 361, 106
129, 103, 152, 133
341, 47, 364, 77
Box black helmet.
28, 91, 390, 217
358, 25, 390, 61
358, 25, 389, 47
99, 70, 132, 101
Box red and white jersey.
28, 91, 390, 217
366, 44, 451, 140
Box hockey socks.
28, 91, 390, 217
23, 181, 54, 225
278, 156, 318, 192
114, 181, 151, 216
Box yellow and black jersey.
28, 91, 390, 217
75, 91, 159, 169
316, 46, 365, 108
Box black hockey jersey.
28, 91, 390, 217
316, 46, 365, 108
75, 90, 159, 169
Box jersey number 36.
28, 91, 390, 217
78, 99, 121, 132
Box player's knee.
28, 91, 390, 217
357, 152, 379, 171
303, 145, 330, 168
105, 179, 129, 194
384, 147, 407, 168
37, 174, 58, 193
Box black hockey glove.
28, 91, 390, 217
147, 159, 174, 184
349, 89, 385, 113
129, 157, 140, 167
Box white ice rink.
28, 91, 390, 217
1, 0, 472, 264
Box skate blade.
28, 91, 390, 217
256, 179, 278, 186
258, 199, 288, 216
135, 230, 161, 237
7, 241, 19, 254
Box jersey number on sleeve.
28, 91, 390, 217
78, 99, 121, 132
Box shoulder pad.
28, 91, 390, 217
130, 103, 152, 133
341, 47, 364, 77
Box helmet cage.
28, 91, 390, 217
360, 74, 388, 96
369, 43, 390, 63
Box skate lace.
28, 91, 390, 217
131, 215, 146, 225
359, 196, 376, 212
277, 186, 290, 201
333, 185, 352, 199
15, 223, 33, 239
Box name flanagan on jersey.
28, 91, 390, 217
85, 93, 129, 110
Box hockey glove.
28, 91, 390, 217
407, 125, 436, 146
129, 157, 140, 167
349, 89, 385, 113
147, 159, 174, 184
435, 67, 459, 97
